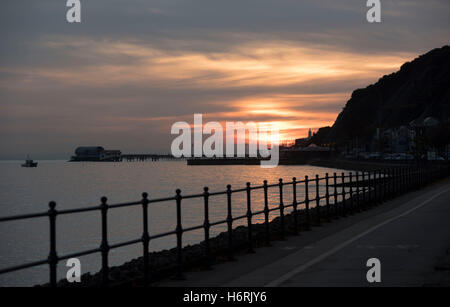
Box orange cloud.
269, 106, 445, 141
0, 37, 417, 143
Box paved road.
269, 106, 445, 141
158, 178, 450, 287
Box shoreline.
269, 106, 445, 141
307, 159, 414, 171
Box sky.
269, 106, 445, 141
0, 0, 449, 159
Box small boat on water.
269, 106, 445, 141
21, 155, 38, 168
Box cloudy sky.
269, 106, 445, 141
1, 0, 449, 159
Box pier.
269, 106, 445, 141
69, 146, 180, 162
187, 157, 265, 165
121, 154, 179, 162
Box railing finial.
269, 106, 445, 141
49, 201, 56, 210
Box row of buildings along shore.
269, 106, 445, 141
69, 116, 449, 163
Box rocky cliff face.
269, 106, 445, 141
328, 45, 450, 143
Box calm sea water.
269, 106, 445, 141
0, 160, 347, 286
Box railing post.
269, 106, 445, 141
384, 168, 391, 197
263, 180, 271, 245
362, 171, 367, 207
392, 168, 397, 197
367, 170, 375, 207
372, 170, 376, 205
407, 167, 410, 190
419, 167, 423, 188
410, 167, 414, 190
48, 201, 58, 287
325, 173, 331, 222
226, 185, 235, 261
376, 169, 380, 204
246, 182, 255, 253
279, 179, 285, 240
203, 187, 212, 270
416, 166, 422, 186
341, 173, 346, 217
370, 170, 373, 205
304, 176, 311, 230
411, 167, 414, 189
369, 171, 377, 206
355, 171, 360, 211
374, 170, 378, 204
141, 192, 150, 286
417, 167, 420, 189
401, 168, 405, 194
368, 171, 372, 207
100, 196, 110, 286
378, 169, 382, 202
393, 168, 397, 195
333, 173, 338, 218
292, 177, 299, 234
175, 189, 185, 279
315, 175, 321, 225
394, 168, 398, 195
399, 168, 403, 193
349, 172, 353, 214
383, 168, 388, 201
416, 167, 419, 190
420, 167, 422, 187
422, 167, 425, 186
378, 170, 383, 204
406, 167, 410, 190
390, 168, 394, 197
395, 168, 399, 195
404, 167, 408, 190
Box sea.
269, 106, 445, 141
0, 160, 348, 286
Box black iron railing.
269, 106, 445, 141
0, 165, 448, 287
